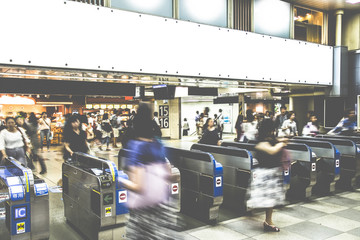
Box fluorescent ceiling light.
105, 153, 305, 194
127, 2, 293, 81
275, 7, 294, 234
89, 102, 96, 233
347, 0, 360, 4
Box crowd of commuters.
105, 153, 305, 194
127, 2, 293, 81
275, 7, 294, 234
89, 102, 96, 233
0, 104, 357, 237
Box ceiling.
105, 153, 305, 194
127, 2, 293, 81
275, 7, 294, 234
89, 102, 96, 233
283, 0, 360, 11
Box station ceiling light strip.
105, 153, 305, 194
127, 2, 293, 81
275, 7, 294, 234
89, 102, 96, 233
0, 72, 276, 89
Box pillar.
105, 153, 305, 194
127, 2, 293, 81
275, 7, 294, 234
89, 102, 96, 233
335, 10, 344, 46
154, 99, 181, 139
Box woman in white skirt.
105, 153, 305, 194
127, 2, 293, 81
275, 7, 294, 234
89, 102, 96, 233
247, 118, 288, 232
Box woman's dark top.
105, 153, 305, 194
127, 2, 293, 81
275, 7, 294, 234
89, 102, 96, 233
199, 128, 220, 145
255, 139, 283, 169
63, 129, 88, 159
26, 122, 40, 150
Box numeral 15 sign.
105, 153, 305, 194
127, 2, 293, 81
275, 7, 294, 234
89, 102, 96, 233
159, 105, 169, 129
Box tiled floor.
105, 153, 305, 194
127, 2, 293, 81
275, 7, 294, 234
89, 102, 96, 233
1, 134, 360, 239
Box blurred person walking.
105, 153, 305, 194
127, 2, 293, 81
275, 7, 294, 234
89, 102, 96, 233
195, 111, 200, 137
241, 109, 258, 142
246, 119, 288, 232
274, 106, 288, 137
302, 114, 319, 136
63, 115, 89, 161
327, 109, 357, 135
0, 117, 31, 167
278, 111, 298, 137
234, 113, 244, 142
199, 118, 221, 146
100, 113, 113, 151
39, 112, 51, 152
216, 109, 224, 139
27, 113, 47, 174
119, 103, 179, 240
182, 118, 190, 136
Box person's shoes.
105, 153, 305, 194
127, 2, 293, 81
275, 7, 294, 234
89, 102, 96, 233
47, 149, 50, 152
106, 148, 111, 151
263, 222, 280, 232
99, 146, 103, 151
39, 170, 47, 174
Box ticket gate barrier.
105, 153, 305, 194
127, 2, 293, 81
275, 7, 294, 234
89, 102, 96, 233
118, 149, 181, 212
62, 152, 129, 240
317, 134, 360, 144
221, 142, 291, 190
191, 143, 252, 212
165, 147, 223, 223
294, 137, 360, 189
0, 157, 49, 240
223, 141, 315, 198
290, 139, 340, 194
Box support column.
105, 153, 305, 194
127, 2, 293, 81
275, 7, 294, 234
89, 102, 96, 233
173, 0, 179, 19
335, 10, 344, 46
169, 98, 181, 139
154, 99, 181, 139
238, 94, 244, 117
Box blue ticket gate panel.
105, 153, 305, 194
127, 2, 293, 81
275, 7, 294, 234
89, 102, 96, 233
0, 157, 49, 240
62, 152, 129, 240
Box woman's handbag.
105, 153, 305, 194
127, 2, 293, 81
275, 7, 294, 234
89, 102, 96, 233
127, 163, 170, 209
49, 131, 54, 140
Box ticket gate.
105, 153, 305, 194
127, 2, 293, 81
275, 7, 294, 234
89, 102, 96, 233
165, 147, 223, 223
62, 152, 129, 240
0, 157, 49, 240
294, 137, 360, 189
221, 142, 291, 190
290, 139, 340, 194
317, 134, 360, 144
222, 141, 315, 198
118, 149, 181, 212
191, 143, 252, 212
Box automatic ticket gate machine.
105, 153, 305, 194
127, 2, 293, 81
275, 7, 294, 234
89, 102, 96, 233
244, 141, 316, 198
221, 142, 291, 191
290, 139, 340, 194
118, 149, 181, 212
165, 147, 223, 223
295, 137, 360, 189
191, 143, 252, 212
0, 157, 49, 240
62, 152, 129, 240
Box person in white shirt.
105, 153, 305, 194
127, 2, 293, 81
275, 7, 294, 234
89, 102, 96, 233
38, 112, 51, 152
279, 111, 298, 137
216, 109, 225, 139
302, 114, 319, 136
0, 117, 30, 166
241, 109, 258, 142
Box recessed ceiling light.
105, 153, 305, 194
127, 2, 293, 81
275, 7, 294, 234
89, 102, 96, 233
347, 0, 360, 4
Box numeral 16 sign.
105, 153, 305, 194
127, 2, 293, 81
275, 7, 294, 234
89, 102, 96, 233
159, 105, 169, 129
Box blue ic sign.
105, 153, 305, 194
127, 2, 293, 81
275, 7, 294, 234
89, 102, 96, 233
14, 207, 27, 220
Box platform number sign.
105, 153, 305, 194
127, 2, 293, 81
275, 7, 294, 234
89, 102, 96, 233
159, 105, 169, 129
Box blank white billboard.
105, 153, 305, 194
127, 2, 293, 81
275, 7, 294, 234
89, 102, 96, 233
0, 0, 333, 85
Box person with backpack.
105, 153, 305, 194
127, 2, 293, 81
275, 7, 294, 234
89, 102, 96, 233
100, 113, 113, 151
110, 110, 121, 148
